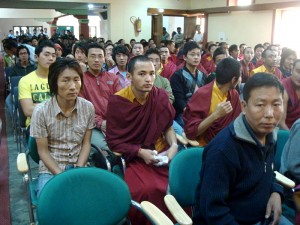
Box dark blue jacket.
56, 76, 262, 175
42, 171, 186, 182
193, 114, 283, 225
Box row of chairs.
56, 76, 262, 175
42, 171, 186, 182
17, 136, 199, 225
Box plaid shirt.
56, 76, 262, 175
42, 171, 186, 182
30, 96, 95, 174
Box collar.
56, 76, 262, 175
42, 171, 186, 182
233, 114, 277, 146
213, 81, 228, 99
261, 65, 275, 74
157, 64, 164, 75
52, 96, 78, 117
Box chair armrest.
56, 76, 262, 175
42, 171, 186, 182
140, 201, 174, 225
274, 171, 295, 188
17, 153, 28, 173
164, 195, 193, 225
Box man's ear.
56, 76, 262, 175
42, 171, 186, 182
127, 72, 132, 81
241, 100, 247, 115
34, 54, 38, 63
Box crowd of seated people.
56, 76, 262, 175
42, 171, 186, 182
2, 29, 300, 225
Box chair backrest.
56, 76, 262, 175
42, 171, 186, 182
169, 147, 204, 207
5, 67, 12, 82
10, 75, 23, 92
14, 87, 27, 128
37, 167, 131, 225
28, 136, 40, 164
274, 129, 290, 171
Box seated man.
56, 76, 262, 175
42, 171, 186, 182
251, 49, 283, 80
109, 45, 131, 88
19, 40, 56, 133
106, 55, 178, 225
10, 45, 36, 77
183, 58, 241, 146
200, 43, 217, 75
279, 59, 300, 129
171, 41, 206, 127
159, 45, 177, 81
5, 45, 36, 118
30, 58, 95, 196
193, 73, 291, 225
79, 43, 121, 152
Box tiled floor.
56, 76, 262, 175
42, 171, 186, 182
7, 109, 38, 225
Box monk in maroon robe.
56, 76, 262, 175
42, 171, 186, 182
183, 58, 242, 146
280, 59, 300, 129
160, 60, 177, 80
106, 56, 178, 225
200, 52, 216, 75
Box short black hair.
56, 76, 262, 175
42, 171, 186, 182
254, 43, 264, 51
212, 47, 226, 62
208, 44, 217, 52
112, 45, 130, 63
145, 48, 161, 61
243, 73, 284, 103
35, 40, 55, 56
73, 42, 87, 56
229, 44, 238, 53
128, 55, 151, 74
17, 45, 30, 58
215, 58, 241, 84
87, 42, 105, 56
48, 58, 83, 96
183, 41, 200, 56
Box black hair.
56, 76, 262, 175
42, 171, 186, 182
145, 48, 161, 61
254, 43, 264, 51
229, 44, 238, 54
208, 44, 217, 52
16, 45, 30, 58
128, 55, 151, 74
215, 58, 241, 84
35, 40, 55, 56
261, 49, 273, 58
243, 73, 284, 103
73, 42, 87, 56
213, 47, 226, 62
48, 58, 83, 96
112, 45, 130, 63
183, 41, 200, 56
87, 42, 105, 56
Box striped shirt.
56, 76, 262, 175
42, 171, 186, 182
30, 96, 95, 174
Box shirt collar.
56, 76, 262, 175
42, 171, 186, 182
52, 96, 78, 117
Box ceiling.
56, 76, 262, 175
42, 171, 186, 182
0, 0, 108, 16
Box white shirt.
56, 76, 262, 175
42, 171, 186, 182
194, 32, 203, 43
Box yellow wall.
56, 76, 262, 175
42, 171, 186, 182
207, 10, 273, 48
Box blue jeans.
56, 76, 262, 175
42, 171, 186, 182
173, 120, 183, 135
36, 166, 75, 197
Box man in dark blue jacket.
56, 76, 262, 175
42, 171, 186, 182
193, 73, 292, 225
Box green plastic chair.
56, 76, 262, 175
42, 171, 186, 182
37, 168, 131, 225
274, 129, 290, 171
37, 167, 172, 225
168, 147, 204, 207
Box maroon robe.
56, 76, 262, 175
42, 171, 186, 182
282, 77, 300, 128
200, 52, 216, 75
240, 60, 255, 83
160, 61, 177, 81
106, 87, 175, 225
183, 81, 241, 143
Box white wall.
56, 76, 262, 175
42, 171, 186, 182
190, 0, 227, 9
109, 0, 190, 43
207, 10, 273, 48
